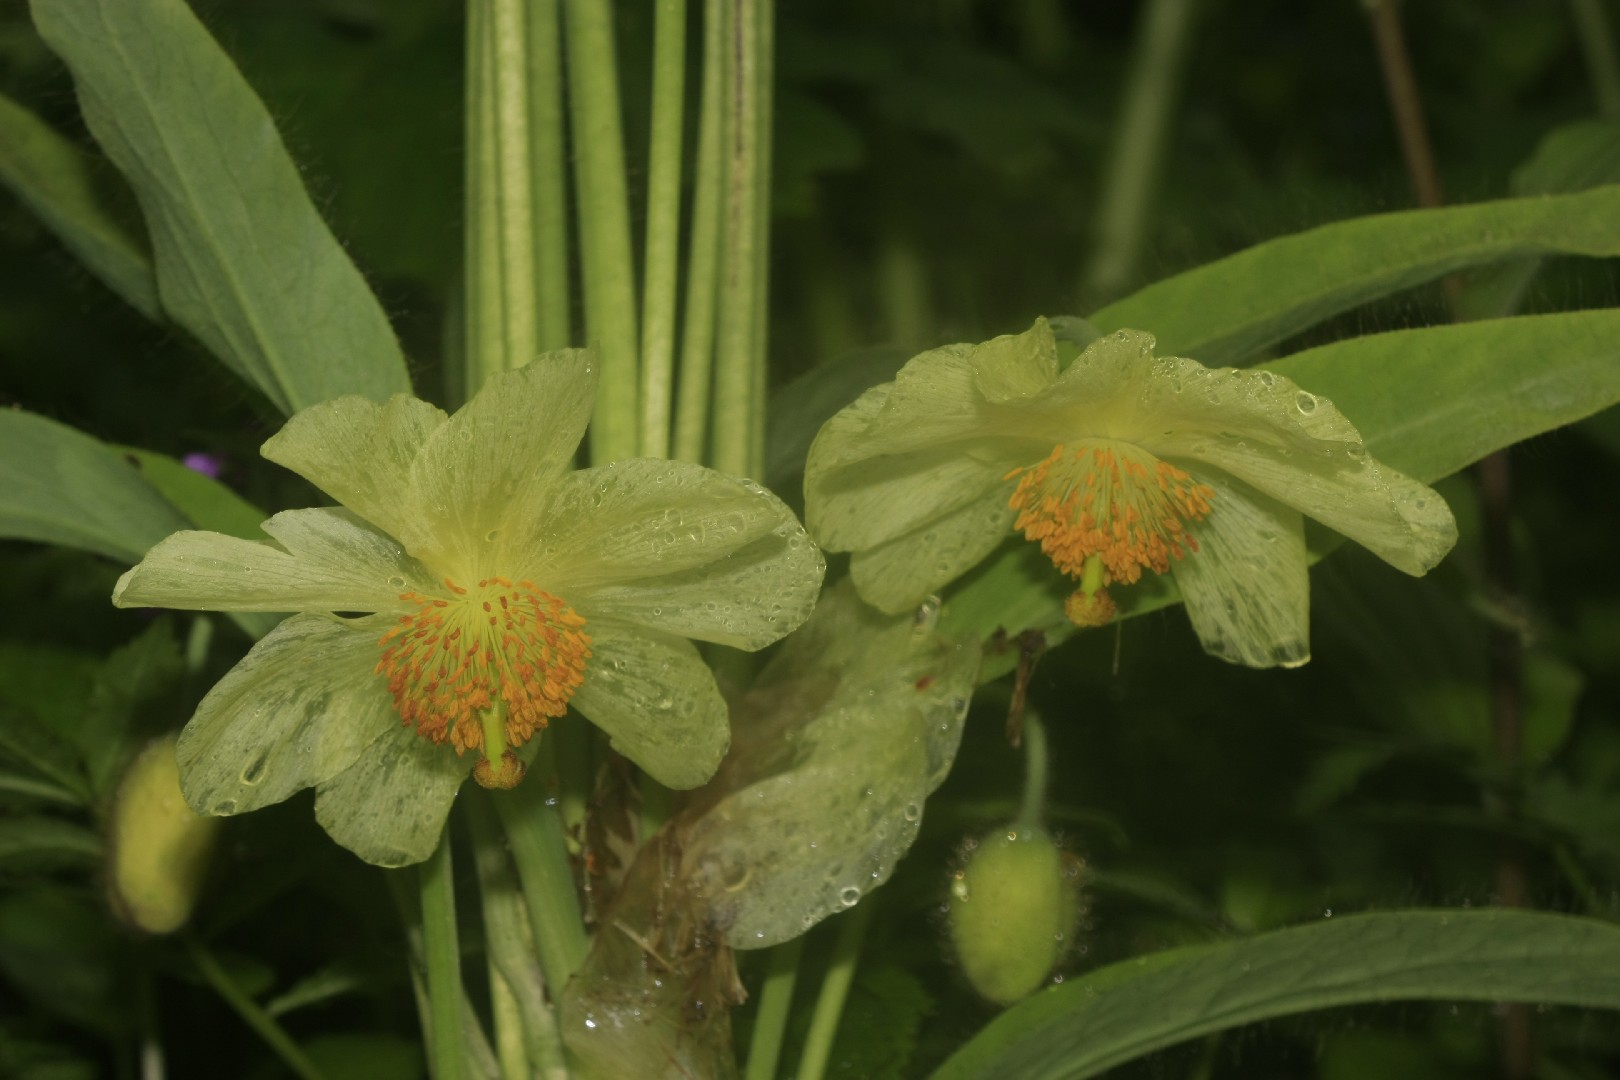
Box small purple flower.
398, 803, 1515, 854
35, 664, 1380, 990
181, 452, 225, 479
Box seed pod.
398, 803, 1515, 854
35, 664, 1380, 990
107, 733, 219, 934
948, 826, 1083, 1005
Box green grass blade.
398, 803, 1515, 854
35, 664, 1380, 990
1090, 184, 1620, 364
931, 910, 1620, 1080
29, 0, 412, 414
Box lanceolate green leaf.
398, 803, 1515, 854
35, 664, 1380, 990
0, 92, 157, 319
0, 410, 189, 563
931, 910, 1620, 1080
1268, 309, 1620, 484
1089, 184, 1620, 365
0, 413, 277, 640
29, 0, 412, 414
942, 309, 1620, 669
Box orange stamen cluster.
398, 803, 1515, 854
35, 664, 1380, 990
1006, 442, 1215, 586
376, 576, 591, 753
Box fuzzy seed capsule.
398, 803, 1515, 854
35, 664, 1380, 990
108, 733, 220, 934
948, 826, 1082, 1005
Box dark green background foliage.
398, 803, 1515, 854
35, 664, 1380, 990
3, 1, 1620, 1077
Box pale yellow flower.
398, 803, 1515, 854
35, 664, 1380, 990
805, 319, 1456, 667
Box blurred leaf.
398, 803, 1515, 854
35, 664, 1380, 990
1294, 744, 1399, 815
0, 1026, 98, 1080
1091, 185, 1620, 365
0, 409, 189, 563
766, 345, 907, 500
930, 910, 1620, 1079
301, 1033, 423, 1080
0, 816, 101, 873
824, 964, 934, 1080
79, 618, 185, 801
0, 887, 129, 1036
1521, 651, 1582, 767
0, 705, 88, 805
0, 92, 156, 318
1318, 1028, 1479, 1080
264, 963, 366, 1018
1458, 119, 1620, 321
1512, 120, 1620, 196
29, 0, 412, 414
0, 644, 99, 740
116, 447, 267, 541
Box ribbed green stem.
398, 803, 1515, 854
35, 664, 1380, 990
528, 0, 571, 351
563, 0, 640, 464
464, 0, 500, 395
743, 935, 803, 1080
1081, 0, 1198, 302
747, 0, 774, 476
795, 902, 874, 1080
468, 795, 571, 1079
184, 935, 325, 1080
672, 0, 726, 464
420, 830, 466, 1080
712, 0, 767, 478
493, 779, 589, 995
639, 0, 688, 458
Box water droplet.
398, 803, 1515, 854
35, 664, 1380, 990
1295, 391, 1318, 414
240, 752, 268, 786
484, 529, 499, 542
212, 799, 238, 815
387, 575, 407, 589
839, 886, 861, 907
903, 802, 921, 822
1256, 370, 1275, 387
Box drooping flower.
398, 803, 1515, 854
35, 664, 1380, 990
804, 318, 1456, 668
113, 351, 824, 866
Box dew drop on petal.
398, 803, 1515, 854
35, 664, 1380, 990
1295, 391, 1318, 414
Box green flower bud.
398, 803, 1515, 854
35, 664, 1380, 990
948, 826, 1083, 1005
108, 733, 219, 934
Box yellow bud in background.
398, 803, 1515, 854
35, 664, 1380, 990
948, 826, 1084, 1005
107, 733, 219, 934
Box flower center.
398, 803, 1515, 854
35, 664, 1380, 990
1006, 441, 1214, 625
376, 576, 591, 769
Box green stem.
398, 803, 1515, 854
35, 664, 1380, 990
421, 828, 466, 1080
1015, 707, 1050, 832
493, 779, 589, 994
794, 902, 874, 1080
182, 935, 326, 1080
672, 0, 726, 464
489, 970, 526, 1080
747, 0, 774, 476
468, 794, 572, 1079
639, 0, 689, 458
528, 0, 571, 351
743, 935, 803, 1080
712, 0, 767, 478
563, 0, 640, 464
1570, 0, 1620, 117
1081, 0, 1198, 303
464, 0, 501, 395
467, 0, 545, 399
